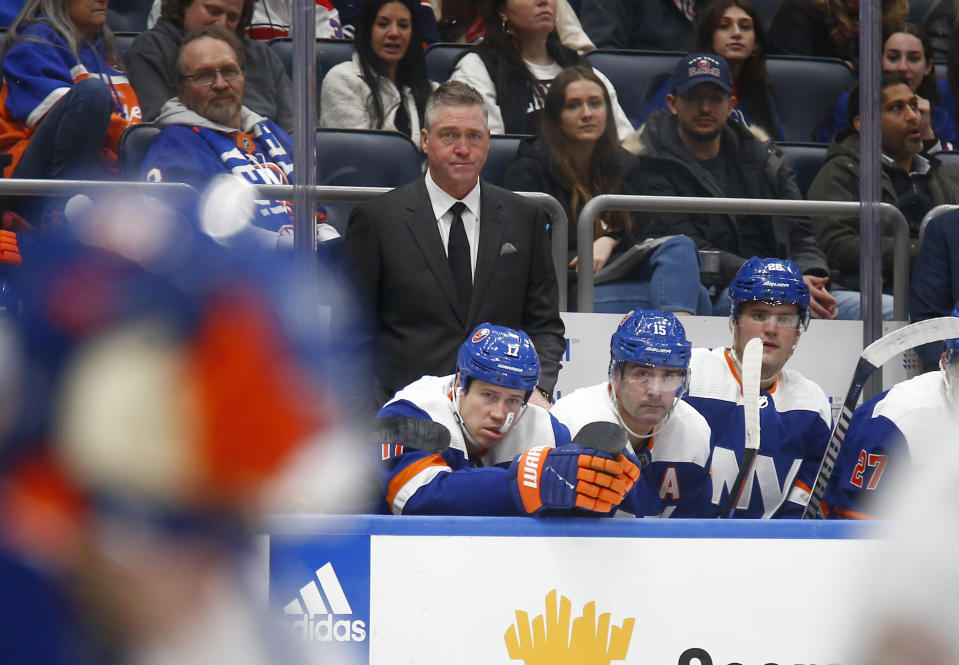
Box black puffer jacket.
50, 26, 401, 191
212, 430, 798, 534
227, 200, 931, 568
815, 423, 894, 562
627, 109, 829, 285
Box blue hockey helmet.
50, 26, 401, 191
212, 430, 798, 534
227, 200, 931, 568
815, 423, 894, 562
609, 309, 691, 370
729, 257, 810, 329
456, 324, 540, 393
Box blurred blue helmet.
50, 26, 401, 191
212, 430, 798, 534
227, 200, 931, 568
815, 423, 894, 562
609, 309, 691, 370
456, 324, 540, 393
729, 257, 810, 328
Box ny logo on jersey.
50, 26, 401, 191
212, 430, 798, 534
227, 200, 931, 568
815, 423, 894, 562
711, 448, 801, 517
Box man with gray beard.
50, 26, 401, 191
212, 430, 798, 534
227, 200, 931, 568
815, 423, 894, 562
142, 24, 302, 244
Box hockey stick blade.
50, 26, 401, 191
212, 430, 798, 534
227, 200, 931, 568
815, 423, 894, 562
573, 421, 629, 456
720, 337, 763, 518
802, 316, 959, 518
372, 416, 451, 454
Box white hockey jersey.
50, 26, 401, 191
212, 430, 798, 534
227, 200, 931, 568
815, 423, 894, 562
551, 382, 713, 517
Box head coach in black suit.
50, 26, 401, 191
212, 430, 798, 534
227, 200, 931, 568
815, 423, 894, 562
343, 80, 565, 419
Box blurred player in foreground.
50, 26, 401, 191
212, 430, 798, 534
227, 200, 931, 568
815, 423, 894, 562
551, 309, 713, 517
0, 199, 350, 665
824, 303, 959, 519
685, 257, 831, 517
374, 323, 640, 516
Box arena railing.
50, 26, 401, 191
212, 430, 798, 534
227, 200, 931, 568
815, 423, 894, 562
919, 204, 959, 244
576, 194, 910, 345
252, 184, 571, 311
0, 178, 197, 201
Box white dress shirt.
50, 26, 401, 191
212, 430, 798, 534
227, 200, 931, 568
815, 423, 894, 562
425, 170, 482, 276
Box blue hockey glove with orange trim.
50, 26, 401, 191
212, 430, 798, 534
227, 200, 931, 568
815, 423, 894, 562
509, 444, 640, 516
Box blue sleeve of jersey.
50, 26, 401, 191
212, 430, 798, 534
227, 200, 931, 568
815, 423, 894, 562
775, 410, 830, 519
622, 473, 664, 517
374, 403, 520, 515
142, 127, 227, 192
670, 463, 716, 518
824, 404, 905, 519
548, 412, 571, 447
2, 26, 77, 126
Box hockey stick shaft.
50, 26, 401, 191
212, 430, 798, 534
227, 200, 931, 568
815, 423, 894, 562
720, 337, 762, 518
802, 317, 959, 518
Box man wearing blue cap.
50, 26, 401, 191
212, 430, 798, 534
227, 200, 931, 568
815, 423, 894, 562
625, 53, 837, 320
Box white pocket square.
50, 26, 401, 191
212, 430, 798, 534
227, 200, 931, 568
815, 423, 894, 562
499, 242, 517, 255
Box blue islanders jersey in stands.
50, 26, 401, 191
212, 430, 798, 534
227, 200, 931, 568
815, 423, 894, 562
0, 22, 140, 176
375, 374, 570, 515
824, 371, 956, 519
551, 383, 712, 517
685, 347, 831, 518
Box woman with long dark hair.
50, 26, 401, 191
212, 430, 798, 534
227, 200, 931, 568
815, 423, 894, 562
320, 0, 435, 144
815, 22, 956, 147
0, 0, 140, 221
639, 0, 783, 140
450, 0, 631, 137
505, 66, 708, 314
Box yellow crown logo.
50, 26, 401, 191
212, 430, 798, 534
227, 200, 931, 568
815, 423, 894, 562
504, 589, 635, 665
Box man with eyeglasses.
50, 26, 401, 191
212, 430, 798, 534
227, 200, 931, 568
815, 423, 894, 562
142, 25, 305, 245
551, 309, 713, 517
626, 53, 837, 321
683, 257, 831, 518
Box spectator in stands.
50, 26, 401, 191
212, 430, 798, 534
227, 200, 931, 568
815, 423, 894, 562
640, 0, 785, 141
432, 0, 593, 53
816, 23, 956, 148
342, 81, 565, 419
504, 66, 709, 314
320, 0, 436, 146
141, 26, 311, 246
767, 0, 909, 66
0, 0, 140, 194
808, 71, 959, 320
578, 0, 708, 52
627, 53, 837, 319
246, 0, 346, 39
126, 0, 293, 131
911, 211, 959, 372
448, 0, 632, 137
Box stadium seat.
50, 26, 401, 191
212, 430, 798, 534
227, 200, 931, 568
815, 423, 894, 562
315, 129, 423, 232
585, 50, 683, 129
113, 31, 138, 56
767, 56, 855, 141
777, 142, 828, 199
268, 37, 355, 86
935, 151, 959, 172
106, 0, 151, 32
425, 42, 469, 82
481, 135, 524, 188
117, 123, 161, 179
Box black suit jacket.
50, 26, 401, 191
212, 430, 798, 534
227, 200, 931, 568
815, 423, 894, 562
343, 177, 565, 414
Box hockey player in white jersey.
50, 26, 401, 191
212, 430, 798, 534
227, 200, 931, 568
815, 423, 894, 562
685, 257, 831, 518
551, 309, 713, 517
375, 323, 640, 516
824, 304, 959, 519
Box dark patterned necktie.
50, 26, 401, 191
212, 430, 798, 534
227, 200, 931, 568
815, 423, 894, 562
447, 201, 472, 312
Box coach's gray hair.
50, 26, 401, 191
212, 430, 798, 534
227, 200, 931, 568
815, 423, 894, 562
424, 80, 488, 129
0, 0, 116, 64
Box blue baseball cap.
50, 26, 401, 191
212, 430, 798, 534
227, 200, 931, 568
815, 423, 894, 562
670, 53, 733, 96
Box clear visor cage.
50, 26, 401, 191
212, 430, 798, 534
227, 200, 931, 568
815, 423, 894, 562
607, 360, 689, 440
941, 348, 959, 404
451, 377, 530, 447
